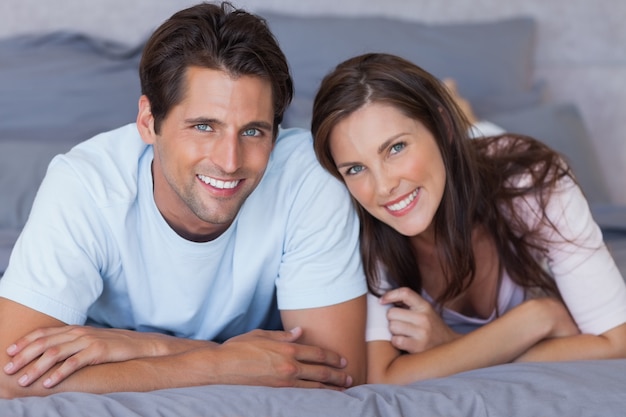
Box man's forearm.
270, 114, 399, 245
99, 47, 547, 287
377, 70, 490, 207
2, 325, 218, 394
1, 343, 219, 398
1, 328, 354, 399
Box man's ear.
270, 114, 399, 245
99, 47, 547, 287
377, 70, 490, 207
137, 95, 156, 145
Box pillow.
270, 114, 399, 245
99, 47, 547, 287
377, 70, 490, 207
0, 229, 21, 277
0, 32, 142, 144
261, 13, 541, 128
488, 103, 611, 205
0, 140, 75, 230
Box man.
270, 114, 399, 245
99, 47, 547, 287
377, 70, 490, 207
0, 2, 366, 398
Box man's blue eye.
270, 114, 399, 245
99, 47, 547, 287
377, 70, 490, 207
196, 124, 211, 132
243, 128, 260, 136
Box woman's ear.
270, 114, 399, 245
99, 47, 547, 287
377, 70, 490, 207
137, 95, 156, 145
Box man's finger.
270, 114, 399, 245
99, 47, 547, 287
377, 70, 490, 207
293, 343, 346, 369
296, 362, 352, 388
7, 326, 70, 356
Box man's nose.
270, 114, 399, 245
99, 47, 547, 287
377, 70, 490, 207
212, 132, 242, 174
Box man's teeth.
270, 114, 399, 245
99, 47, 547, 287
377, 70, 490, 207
387, 189, 418, 211
198, 175, 239, 189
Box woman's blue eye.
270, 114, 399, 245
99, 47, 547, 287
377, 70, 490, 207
390, 142, 405, 154
346, 165, 364, 175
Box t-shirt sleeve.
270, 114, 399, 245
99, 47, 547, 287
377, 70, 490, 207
275, 162, 367, 310
0, 157, 108, 324
531, 177, 626, 335
366, 293, 392, 342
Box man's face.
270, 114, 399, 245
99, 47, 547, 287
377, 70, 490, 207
139, 66, 275, 241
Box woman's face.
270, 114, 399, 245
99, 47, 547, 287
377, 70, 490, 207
329, 102, 446, 237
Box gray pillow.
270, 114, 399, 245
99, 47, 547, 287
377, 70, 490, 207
488, 103, 611, 205
0, 32, 142, 144
261, 13, 541, 128
0, 140, 75, 230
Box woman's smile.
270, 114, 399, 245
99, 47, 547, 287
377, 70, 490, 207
384, 188, 420, 216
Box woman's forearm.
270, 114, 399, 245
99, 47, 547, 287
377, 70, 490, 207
515, 322, 626, 363
369, 298, 574, 384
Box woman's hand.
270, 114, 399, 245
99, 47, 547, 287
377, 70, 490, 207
4, 325, 207, 388
381, 287, 460, 353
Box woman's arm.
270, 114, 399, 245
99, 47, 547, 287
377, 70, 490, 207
368, 297, 578, 384
515, 321, 626, 362
511, 176, 626, 362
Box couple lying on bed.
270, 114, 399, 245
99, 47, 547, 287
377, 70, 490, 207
1, 1, 625, 398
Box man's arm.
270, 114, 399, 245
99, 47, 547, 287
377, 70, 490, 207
281, 295, 367, 386
0, 297, 353, 398
0, 297, 68, 397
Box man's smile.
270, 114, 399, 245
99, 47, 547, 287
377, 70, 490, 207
197, 174, 241, 190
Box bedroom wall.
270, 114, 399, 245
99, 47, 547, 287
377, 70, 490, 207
1, 0, 624, 204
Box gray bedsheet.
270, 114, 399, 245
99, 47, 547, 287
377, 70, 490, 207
2, 360, 625, 417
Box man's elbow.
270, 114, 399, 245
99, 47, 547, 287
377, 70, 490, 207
0, 375, 47, 399
350, 367, 367, 387
0, 379, 23, 399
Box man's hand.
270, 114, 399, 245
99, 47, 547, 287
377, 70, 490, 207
3, 324, 352, 391
381, 287, 459, 353
217, 327, 352, 390
4, 325, 206, 388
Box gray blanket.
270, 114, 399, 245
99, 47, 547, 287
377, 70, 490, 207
2, 360, 625, 417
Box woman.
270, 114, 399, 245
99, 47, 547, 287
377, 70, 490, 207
311, 53, 626, 384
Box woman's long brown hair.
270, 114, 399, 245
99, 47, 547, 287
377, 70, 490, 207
312, 53, 572, 306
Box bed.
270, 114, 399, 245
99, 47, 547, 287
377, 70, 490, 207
1, 11, 625, 416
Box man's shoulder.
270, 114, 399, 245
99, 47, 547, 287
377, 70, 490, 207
267, 127, 329, 180
271, 127, 315, 163
64, 123, 146, 163
48, 123, 149, 204
249, 126, 351, 212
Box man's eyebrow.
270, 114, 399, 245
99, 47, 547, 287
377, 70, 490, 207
184, 118, 273, 132
185, 117, 223, 126
244, 121, 273, 132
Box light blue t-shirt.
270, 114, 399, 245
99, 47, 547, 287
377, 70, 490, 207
0, 124, 366, 342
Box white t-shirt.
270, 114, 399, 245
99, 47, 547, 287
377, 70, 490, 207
366, 175, 626, 341
0, 124, 367, 342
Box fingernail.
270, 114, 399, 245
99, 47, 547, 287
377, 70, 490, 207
289, 326, 302, 335
6, 344, 16, 355
3, 362, 13, 372
346, 375, 353, 387
43, 378, 53, 388
340, 357, 347, 367
18, 374, 29, 386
